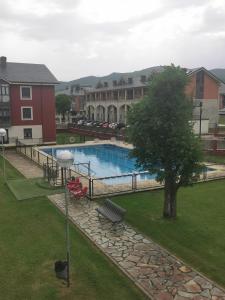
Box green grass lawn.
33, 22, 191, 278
204, 153, 225, 164
0, 157, 146, 300
112, 181, 225, 287
7, 178, 64, 200
219, 115, 225, 125
56, 132, 94, 145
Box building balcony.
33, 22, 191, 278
0, 117, 11, 127
0, 95, 10, 103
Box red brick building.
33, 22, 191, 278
0, 56, 58, 144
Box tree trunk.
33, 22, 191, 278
163, 177, 177, 218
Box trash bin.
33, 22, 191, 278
54, 260, 68, 280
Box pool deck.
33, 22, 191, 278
5, 149, 43, 178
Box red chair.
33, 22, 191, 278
67, 178, 81, 191
70, 186, 88, 200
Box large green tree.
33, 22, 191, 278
55, 94, 71, 121
128, 65, 203, 218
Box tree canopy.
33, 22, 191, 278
55, 94, 71, 120
128, 65, 203, 218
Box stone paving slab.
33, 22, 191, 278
48, 194, 225, 300
5, 150, 43, 178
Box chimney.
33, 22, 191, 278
0, 56, 7, 68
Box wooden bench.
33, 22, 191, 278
96, 199, 126, 229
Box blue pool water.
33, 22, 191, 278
42, 144, 154, 181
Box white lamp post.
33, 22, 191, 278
0, 128, 6, 183
56, 150, 74, 287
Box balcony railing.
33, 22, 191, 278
0, 95, 10, 103
0, 117, 11, 127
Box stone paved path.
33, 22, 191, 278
5, 150, 43, 178
48, 194, 225, 300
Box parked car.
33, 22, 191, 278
77, 119, 85, 125
117, 123, 125, 130
108, 122, 117, 129
102, 122, 109, 128
86, 121, 93, 126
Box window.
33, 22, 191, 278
128, 77, 133, 84
21, 107, 33, 120
24, 128, 32, 139
140, 75, 146, 83
20, 86, 32, 100
222, 95, 225, 108
196, 70, 204, 99
0, 84, 9, 95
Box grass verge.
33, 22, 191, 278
0, 155, 146, 300
7, 178, 64, 200
112, 181, 225, 288
56, 132, 94, 145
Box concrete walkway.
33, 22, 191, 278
5, 150, 43, 178
48, 194, 225, 300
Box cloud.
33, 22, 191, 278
199, 6, 225, 33
0, 0, 225, 80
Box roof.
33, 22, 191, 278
0, 61, 58, 84
187, 67, 223, 84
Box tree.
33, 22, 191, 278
128, 65, 203, 219
56, 94, 71, 121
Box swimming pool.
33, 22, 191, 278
42, 144, 154, 181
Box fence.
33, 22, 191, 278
202, 138, 225, 154
16, 140, 92, 196
68, 125, 126, 141
16, 140, 225, 199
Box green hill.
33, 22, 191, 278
56, 66, 225, 93
55, 66, 164, 92
210, 69, 225, 83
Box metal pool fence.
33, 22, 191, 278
16, 140, 225, 199
16, 141, 91, 191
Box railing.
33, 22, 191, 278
89, 165, 225, 198
16, 139, 55, 167
202, 138, 225, 153
56, 123, 69, 130
16, 140, 92, 197
73, 162, 93, 176
68, 125, 126, 141
90, 172, 163, 198
15, 140, 225, 199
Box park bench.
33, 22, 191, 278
96, 199, 126, 229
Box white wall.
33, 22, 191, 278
191, 120, 209, 134
8, 125, 42, 141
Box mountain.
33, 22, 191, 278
210, 69, 225, 83
56, 66, 225, 93
55, 66, 164, 92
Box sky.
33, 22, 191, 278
1, 0, 225, 81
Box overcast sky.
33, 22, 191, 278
1, 0, 225, 81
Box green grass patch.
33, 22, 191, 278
112, 181, 225, 288
7, 178, 64, 200
219, 115, 225, 125
0, 156, 146, 299
204, 153, 225, 164
56, 132, 94, 145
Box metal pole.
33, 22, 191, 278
2, 137, 6, 183
64, 168, 70, 287
199, 102, 202, 137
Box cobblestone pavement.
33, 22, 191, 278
5, 150, 43, 178
48, 194, 225, 300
